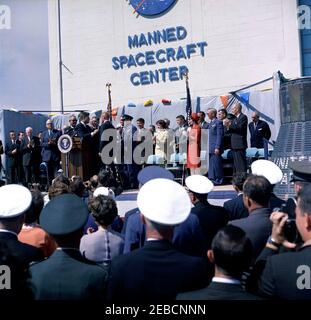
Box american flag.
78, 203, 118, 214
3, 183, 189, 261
185, 73, 192, 123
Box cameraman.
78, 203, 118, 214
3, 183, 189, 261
255, 184, 311, 299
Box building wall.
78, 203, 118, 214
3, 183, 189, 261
48, 0, 301, 112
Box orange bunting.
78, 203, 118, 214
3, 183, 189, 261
220, 95, 229, 108
111, 107, 118, 120
111, 108, 118, 116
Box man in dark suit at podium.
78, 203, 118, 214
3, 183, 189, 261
223, 103, 248, 173
75, 111, 99, 140
74, 111, 100, 177
5, 131, 21, 184
63, 115, 77, 137
41, 119, 61, 185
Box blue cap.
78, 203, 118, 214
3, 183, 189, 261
40, 194, 89, 235
123, 114, 133, 121
137, 166, 174, 185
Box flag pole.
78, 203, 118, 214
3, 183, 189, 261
106, 83, 112, 122
184, 71, 192, 124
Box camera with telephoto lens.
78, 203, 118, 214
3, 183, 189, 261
274, 204, 297, 243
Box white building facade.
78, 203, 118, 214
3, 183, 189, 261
48, 0, 302, 112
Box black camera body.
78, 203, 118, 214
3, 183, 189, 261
274, 205, 298, 243
284, 219, 297, 243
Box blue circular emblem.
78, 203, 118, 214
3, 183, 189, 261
58, 134, 73, 154
129, 0, 177, 16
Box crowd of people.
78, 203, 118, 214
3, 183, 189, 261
0, 102, 271, 190
0, 155, 311, 300
2, 101, 309, 301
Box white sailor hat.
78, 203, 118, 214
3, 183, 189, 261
0, 185, 32, 219
93, 187, 115, 200
185, 175, 214, 194
137, 178, 191, 226
251, 160, 283, 185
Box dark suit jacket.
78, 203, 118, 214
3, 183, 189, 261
0, 240, 34, 300
5, 140, 21, 168
21, 136, 41, 166
191, 202, 229, 251
230, 208, 272, 260
177, 281, 261, 300
75, 122, 92, 140
0, 140, 3, 169
228, 113, 248, 150
269, 193, 285, 211
108, 240, 212, 302
0, 232, 43, 268
41, 129, 61, 162
99, 120, 115, 154
173, 213, 206, 257
208, 118, 224, 153
249, 120, 271, 148
224, 194, 249, 221
28, 249, 108, 300
63, 125, 76, 137
256, 245, 311, 300
123, 211, 205, 257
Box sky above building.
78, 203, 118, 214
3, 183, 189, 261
0, 0, 51, 111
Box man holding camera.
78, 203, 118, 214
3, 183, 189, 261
256, 184, 311, 300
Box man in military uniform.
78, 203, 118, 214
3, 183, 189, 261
251, 159, 285, 211
185, 175, 229, 252
207, 108, 224, 185
108, 178, 212, 302
28, 193, 108, 300
123, 166, 205, 257
122, 166, 174, 252
0, 185, 43, 298
283, 160, 311, 219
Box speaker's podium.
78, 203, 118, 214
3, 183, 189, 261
59, 135, 95, 181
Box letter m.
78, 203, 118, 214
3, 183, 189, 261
128, 35, 139, 49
